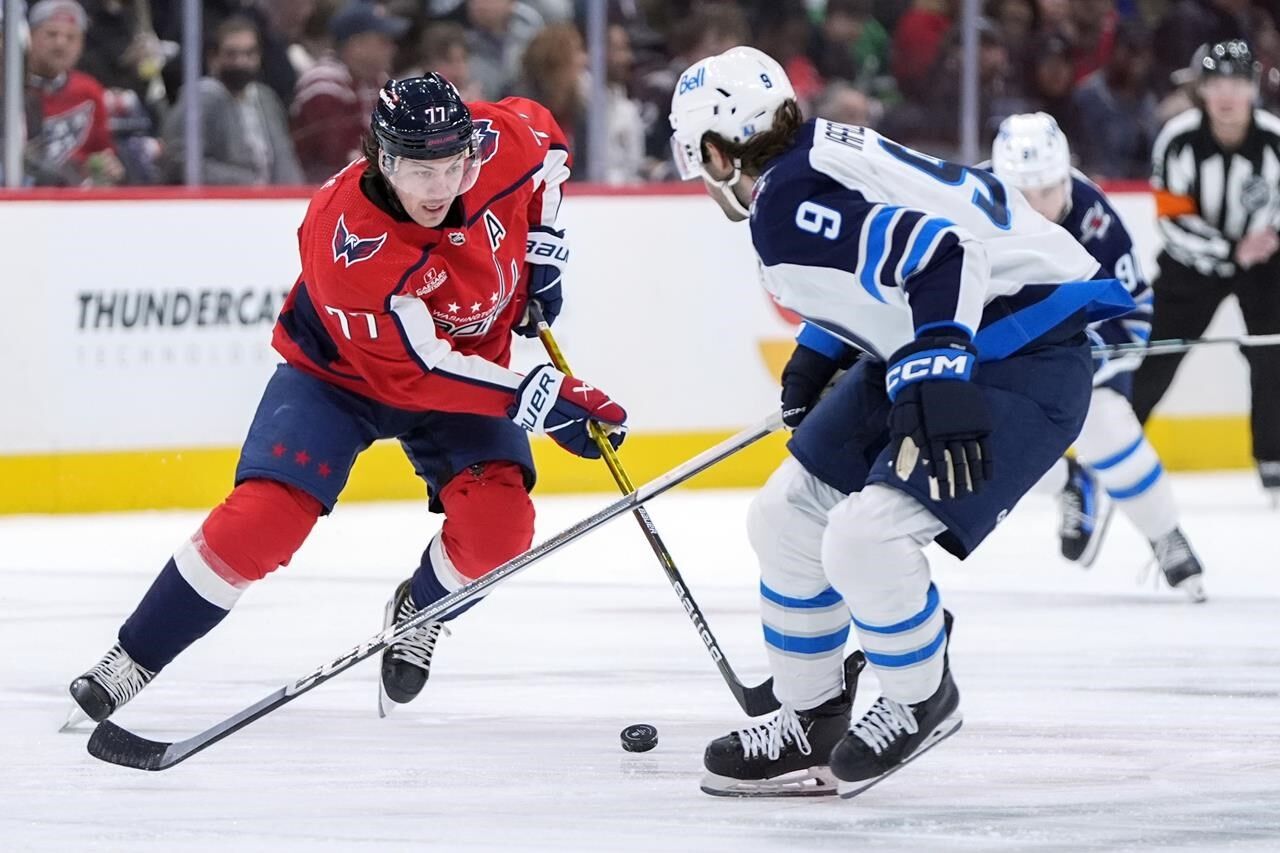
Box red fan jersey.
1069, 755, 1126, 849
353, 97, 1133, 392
273, 97, 570, 416
30, 71, 115, 170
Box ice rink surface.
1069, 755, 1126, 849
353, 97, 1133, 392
2, 471, 1279, 852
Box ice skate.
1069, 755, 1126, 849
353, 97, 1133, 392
701, 652, 866, 798
831, 611, 962, 799
67, 643, 156, 724
1060, 458, 1113, 567
378, 579, 449, 717
1152, 527, 1207, 603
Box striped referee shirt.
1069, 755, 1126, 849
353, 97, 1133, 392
1151, 107, 1280, 277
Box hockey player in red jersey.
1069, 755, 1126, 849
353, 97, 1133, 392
68, 75, 627, 724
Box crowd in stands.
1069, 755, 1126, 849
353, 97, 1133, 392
2, 0, 1279, 187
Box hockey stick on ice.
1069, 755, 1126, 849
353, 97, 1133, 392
528, 304, 780, 717
85, 411, 784, 771
1092, 332, 1280, 357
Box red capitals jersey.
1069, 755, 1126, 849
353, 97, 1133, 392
273, 97, 570, 416
31, 71, 115, 169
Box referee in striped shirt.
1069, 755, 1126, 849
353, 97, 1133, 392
1133, 40, 1280, 500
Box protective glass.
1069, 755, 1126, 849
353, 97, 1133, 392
379, 149, 481, 199
670, 135, 704, 181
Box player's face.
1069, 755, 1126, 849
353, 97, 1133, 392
1201, 77, 1256, 129
381, 150, 481, 228
1018, 180, 1069, 222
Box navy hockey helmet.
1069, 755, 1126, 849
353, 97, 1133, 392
1197, 40, 1260, 83
371, 74, 483, 199
372, 74, 474, 159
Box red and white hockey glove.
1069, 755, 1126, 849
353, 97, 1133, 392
510, 365, 627, 458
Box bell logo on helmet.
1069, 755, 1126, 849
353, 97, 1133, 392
677, 67, 706, 95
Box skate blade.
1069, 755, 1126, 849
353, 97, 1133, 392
1174, 574, 1208, 604
376, 593, 398, 719
1077, 498, 1115, 569
836, 713, 964, 800
700, 766, 839, 798
59, 703, 91, 733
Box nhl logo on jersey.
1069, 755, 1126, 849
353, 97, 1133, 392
448, 232, 466, 245
1242, 175, 1273, 213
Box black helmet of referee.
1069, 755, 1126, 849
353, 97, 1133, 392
371, 74, 474, 160
1198, 40, 1261, 83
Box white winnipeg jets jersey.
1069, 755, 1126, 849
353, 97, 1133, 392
750, 119, 1127, 361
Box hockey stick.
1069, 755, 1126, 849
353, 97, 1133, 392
528, 304, 780, 717
86, 411, 784, 771
1092, 332, 1280, 357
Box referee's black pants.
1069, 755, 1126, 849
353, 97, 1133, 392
1132, 252, 1280, 463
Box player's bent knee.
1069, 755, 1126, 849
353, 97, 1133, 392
201, 479, 324, 583
822, 487, 930, 587
438, 462, 534, 580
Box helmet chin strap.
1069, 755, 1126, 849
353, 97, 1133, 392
706, 158, 751, 220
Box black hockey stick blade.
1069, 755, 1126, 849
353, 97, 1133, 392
85, 412, 784, 770
735, 677, 779, 717
87, 721, 174, 771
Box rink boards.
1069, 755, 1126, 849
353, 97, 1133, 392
0, 185, 1254, 513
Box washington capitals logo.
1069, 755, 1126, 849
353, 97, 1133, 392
473, 119, 500, 164
332, 214, 388, 267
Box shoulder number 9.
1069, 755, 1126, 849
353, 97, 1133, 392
795, 201, 842, 239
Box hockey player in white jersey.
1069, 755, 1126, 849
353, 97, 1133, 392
991, 113, 1206, 600
669, 48, 1133, 799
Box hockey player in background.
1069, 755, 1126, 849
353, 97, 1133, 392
990, 113, 1206, 601
669, 48, 1132, 798
68, 74, 627, 724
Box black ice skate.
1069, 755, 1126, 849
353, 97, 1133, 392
378, 579, 449, 717
1060, 458, 1113, 567
830, 612, 962, 799
701, 652, 866, 798
1259, 460, 1280, 509
67, 643, 156, 725
1152, 527, 1207, 603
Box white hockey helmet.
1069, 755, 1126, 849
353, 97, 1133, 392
668, 46, 795, 215
991, 112, 1071, 189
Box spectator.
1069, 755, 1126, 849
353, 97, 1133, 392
1022, 29, 1076, 131
516, 22, 586, 160
634, 4, 748, 171
988, 0, 1035, 73
812, 0, 893, 97
892, 0, 955, 101
815, 80, 883, 126
161, 16, 303, 185
1068, 0, 1118, 82
291, 2, 408, 182
403, 21, 484, 101
602, 22, 646, 184
247, 0, 318, 106
1072, 19, 1157, 179
755, 2, 823, 113
465, 0, 545, 100
25, 0, 125, 186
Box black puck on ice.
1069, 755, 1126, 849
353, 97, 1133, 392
620, 723, 658, 753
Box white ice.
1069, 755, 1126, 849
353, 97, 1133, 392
2, 472, 1280, 852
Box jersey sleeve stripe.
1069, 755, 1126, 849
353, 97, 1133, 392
856, 205, 897, 304
387, 294, 522, 393
899, 216, 957, 282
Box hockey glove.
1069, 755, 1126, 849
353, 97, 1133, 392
781, 343, 842, 429
514, 229, 567, 337
886, 336, 993, 500
510, 364, 627, 458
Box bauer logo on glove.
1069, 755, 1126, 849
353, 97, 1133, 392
511, 364, 627, 458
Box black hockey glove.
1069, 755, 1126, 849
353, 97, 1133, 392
514, 229, 567, 338
886, 336, 993, 500
781, 343, 842, 429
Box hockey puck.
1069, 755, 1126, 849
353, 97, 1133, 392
620, 723, 658, 753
